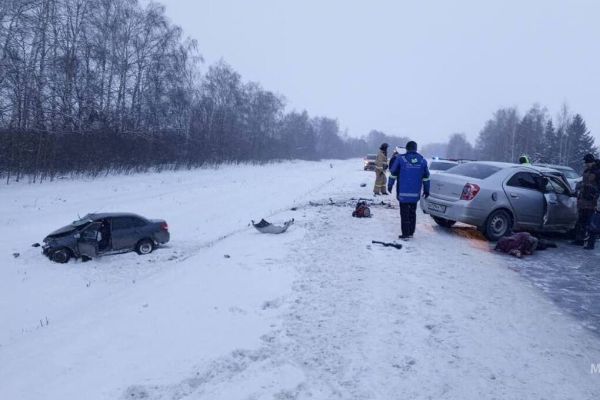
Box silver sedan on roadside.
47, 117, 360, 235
420, 162, 578, 241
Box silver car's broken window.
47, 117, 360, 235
544, 176, 570, 195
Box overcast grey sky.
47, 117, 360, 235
155, 0, 599, 145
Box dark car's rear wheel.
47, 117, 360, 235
432, 216, 456, 228
482, 210, 512, 241
50, 248, 71, 264
135, 239, 155, 255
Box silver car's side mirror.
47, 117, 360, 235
74, 233, 81, 239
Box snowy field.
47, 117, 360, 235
1, 159, 599, 399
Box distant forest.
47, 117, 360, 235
0, 1, 596, 183
423, 104, 597, 172
0, 0, 382, 183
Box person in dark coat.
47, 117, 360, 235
572, 153, 600, 249
387, 141, 430, 239
388, 147, 400, 172
495, 232, 557, 258
495, 232, 538, 258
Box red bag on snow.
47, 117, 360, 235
352, 201, 371, 218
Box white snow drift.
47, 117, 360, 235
0, 159, 599, 400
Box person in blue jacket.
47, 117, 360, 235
387, 141, 430, 239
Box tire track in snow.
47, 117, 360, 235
122, 199, 600, 400
171, 178, 337, 263
122, 203, 415, 399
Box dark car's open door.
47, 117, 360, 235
77, 222, 102, 258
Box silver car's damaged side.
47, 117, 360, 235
420, 162, 578, 241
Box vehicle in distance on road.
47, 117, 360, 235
420, 162, 577, 241
363, 154, 377, 170
42, 212, 170, 263
428, 158, 459, 174
533, 163, 581, 191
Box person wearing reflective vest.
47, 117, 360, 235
373, 143, 389, 195
387, 141, 430, 239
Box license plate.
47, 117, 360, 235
428, 202, 446, 213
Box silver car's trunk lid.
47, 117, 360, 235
430, 173, 480, 201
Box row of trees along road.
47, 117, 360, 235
432, 104, 597, 173
1, 2, 596, 182
0, 0, 371, 183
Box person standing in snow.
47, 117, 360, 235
572, 153, 600, 249
388, 147, 400, 171
373, 143, 389, 195
387, 141, 430, 239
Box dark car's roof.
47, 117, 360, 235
86, 212, 146, 220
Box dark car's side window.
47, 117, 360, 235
129, 217, 147, 228
507, 172, 541, 191
111, 217, 131, 231
111, 217, 146, 230
81, 223, 101, 239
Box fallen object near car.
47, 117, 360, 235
494, 232, 557, 258
352, 201, 371, 218
309, 197, 393, 209
371, 240, 403, 250
252, 218, 294, 234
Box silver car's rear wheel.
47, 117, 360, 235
483, 210, 512, 241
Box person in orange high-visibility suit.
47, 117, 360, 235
373, 143, 389, 195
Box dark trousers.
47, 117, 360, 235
400, 202, 418, 236
575, 208, 597, 243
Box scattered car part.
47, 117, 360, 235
352, 201, 371, 218
252, 218, 294, 234
371, 240, 403, 250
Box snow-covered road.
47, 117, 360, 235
1, 159, 599, 399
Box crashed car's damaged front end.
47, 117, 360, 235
41, 229, 80, 262
41, 218, 92, 260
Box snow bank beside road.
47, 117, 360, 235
1, 159, 599, 399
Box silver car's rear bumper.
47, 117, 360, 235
420, 196, 489, 227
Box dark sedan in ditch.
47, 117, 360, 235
42, 212, 170, 263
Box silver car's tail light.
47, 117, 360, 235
460, 183, 480, 200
